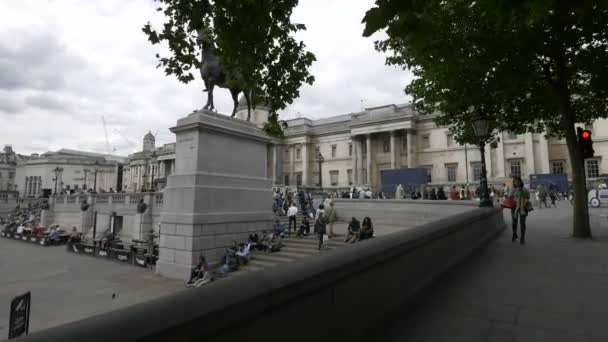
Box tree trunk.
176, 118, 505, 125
561, 112, 592, 238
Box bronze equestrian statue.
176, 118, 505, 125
197, 30, 254, 120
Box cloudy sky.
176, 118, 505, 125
0, 0, 413, 156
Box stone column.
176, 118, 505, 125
539, 133, 550, 174
272, 144, 278, 184
351, 137, 358, 184
289, 145, 295, 186
356, 137, 364, 184
484, 143, 493, 182
407, 130, 414, 168
495, 132, 506, 179
302, 143, 309, 186
524, 133, 536, 177
157, 110, 272, 280
366, 134, 372, 185
390, 131, 397, 169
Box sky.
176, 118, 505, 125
0, 0, 413, 156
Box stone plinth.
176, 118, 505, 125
156, 110, 272, 280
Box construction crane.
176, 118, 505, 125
114, 128, 138, 152
101, 116, 114, 155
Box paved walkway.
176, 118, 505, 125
384, 201, 608, 342
0, 239, 183, 334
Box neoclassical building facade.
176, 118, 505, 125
261, 103, 608, 190
118, 100, 608, 193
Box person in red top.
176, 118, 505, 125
449, 185, 460, 200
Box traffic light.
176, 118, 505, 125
578, 128, 594, 159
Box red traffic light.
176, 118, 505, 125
581, 130, 592, 139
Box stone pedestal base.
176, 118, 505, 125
156, 110, 272, 280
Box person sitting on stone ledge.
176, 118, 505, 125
186, 255, 212, 287
359, 217, 374, 241
68, 227, 82, 243
345, 217, 361, 243
297, 216, 311, 237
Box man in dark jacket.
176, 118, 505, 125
314, 215, 327, 250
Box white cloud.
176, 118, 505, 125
0, 0, 413, 155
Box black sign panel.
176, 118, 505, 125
8, 291, 31, 339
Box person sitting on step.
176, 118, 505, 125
236, 242, 252, 265
345, 217, 361, 243
273, 219, 286, 238
359, 217, 374, 241
218, 242, 239, 274
297, 216, 311, 237
186, 255, 212, 287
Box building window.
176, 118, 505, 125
349, 144, 353, 157
383, 137, 390, 153
296, 148, 301, 160
8, 171, 14, 179
507, 132, 518, 140
510, 160, 522, 178
347, 169, 353, 185
551, 160, 564, 175
284, 174, 290, 185
446, 133, 454, 147
446, 164, 457, 182
422, 135, 430, 149
472, 162, 482, 182
424, 166, 433, 183
330, 170, 339, 186
331, 145, 337, 158
586, 159, 600, 178
313, 172, 320, 186
296, 173, 302, 186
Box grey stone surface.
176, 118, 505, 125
157, 110, 273, 280
384, 201, 608, 342
0, 238, 183, 334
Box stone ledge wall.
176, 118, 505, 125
19, 207, 505, 342
332, 198, 475, 229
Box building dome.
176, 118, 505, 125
235, 95, 270, 128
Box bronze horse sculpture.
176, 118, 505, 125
197, 30, 254, 120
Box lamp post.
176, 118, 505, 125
472, 117, 493, 208
316, 152, 324, 191
53, 166, 63, 195
93, 161, 99, 194
83, 169, 89, 191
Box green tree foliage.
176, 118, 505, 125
363, 0, 608, 238
142, 0, 316, 137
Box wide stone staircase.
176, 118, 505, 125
232, 211, 347, 275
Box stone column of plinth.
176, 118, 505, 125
40, 197, 54, 228
156, 110, 273, 280
81, 195, 95, 237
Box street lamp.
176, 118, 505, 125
472, 117, 493, 208
93, 161, 99, 193
316, 152, 324, 191
53, 166, 64, 195
83, 169, 90, 191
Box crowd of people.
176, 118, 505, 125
0, 202, 78, 244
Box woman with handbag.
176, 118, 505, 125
509, 176, 531, 244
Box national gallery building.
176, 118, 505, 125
121, 99, 608, 193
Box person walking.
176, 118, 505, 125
509, 176, 531, 244
538, 184, 548, 208
314, 214, 327, 250
287, 202, 298, 236
325, 201, 338, 238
